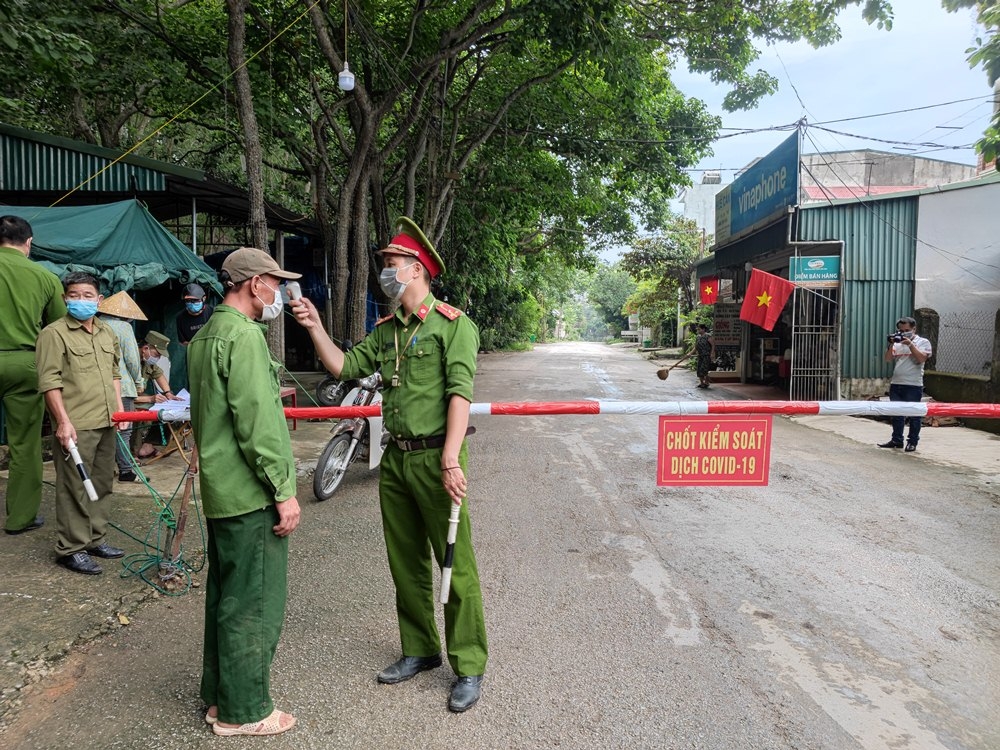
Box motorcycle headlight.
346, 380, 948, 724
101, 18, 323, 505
358, 373, 380, 390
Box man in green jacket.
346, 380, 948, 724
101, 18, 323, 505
187, 247, 301, 737
1, 215, 66, 534
291, 217, 488, 713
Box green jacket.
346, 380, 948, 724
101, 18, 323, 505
187, 305, 296, 518
0, 245, 66, 351
341, 293, 478, 441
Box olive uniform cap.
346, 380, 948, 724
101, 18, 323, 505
143, 330, 170, 350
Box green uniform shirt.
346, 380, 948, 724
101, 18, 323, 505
0, 246, 67, 351
36, 316, 122, 430
341, 293, 479, 440
187, 305, 296, 518
140, 360, 166, 394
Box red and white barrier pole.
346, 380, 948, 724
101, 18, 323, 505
114, 400, 1000, 424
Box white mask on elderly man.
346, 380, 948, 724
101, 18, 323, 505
256, 280, 284, 322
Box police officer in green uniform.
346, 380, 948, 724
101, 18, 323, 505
0, 216, 66, 535
36, 272, 127, 575
292, 217, 488, 713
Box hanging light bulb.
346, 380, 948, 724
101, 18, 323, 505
338, 0, 354, 92
339, 61, 355, 91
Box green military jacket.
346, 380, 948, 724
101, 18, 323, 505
187, 305, 296, 518
0, 245, 67, 351
341, 293, 479, 441
36, 316, 122, 430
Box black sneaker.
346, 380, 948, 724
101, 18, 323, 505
877, 441, 903, 449
118, 471, 139, 482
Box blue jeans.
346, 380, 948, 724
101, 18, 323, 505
889, 384, 924, 445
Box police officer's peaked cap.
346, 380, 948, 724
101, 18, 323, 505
379, 217, 445, 278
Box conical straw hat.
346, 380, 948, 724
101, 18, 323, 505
97, 291, 148, 321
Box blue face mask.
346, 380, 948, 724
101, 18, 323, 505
185, 301, 204, 314
66, 300, 99, 321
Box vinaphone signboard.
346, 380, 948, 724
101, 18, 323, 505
715, 132, 800, 246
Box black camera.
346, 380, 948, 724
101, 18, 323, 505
887, 332, 904, 343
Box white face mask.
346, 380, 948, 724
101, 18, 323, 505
379, 262, 415, 302
144, 355, 159, 365
255, 280, 284, 322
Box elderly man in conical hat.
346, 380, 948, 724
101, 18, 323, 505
291, 217, 488, 713
97, 291, 148, 483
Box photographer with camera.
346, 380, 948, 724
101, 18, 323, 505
878, 316, 932, 453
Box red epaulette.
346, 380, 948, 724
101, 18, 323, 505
435, 302, 463, 320
375, 314, 394, 326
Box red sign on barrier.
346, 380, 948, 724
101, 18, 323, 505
657, 415, 772, 486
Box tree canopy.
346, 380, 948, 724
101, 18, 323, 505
3, 0, 903, 346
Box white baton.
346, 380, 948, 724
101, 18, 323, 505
67, 439, 99, 502
439, 502, 462, 604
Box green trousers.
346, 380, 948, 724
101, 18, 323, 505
201, 506, 289, 725
379, 443, 488, 676
1, 351, 45, 532
52, 426, 116, 556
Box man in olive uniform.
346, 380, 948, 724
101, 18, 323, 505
0, 216, 66, 535
36, 272, 127, 575
188, 247, 301, 737
134, 330, 178, 459
291, 217, 488, 713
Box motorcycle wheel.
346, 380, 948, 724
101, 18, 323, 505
316, 377, 350, 407
313, 433, 355, 500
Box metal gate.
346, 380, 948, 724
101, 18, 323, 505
790, 286, 840, 400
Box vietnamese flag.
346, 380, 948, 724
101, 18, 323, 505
739, 269, 795, 331
699, 276, 719, 305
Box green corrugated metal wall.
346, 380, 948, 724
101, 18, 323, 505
1, 132, 166, 193
798, 197, 918, 380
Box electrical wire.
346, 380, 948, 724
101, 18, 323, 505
801, 127, 1000, 288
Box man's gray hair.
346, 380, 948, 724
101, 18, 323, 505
895, 316, 916, 328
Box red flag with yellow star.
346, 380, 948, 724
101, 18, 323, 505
739, 269, 795, 331
699, 276, 719, 305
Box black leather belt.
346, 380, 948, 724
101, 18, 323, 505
392, 426, 476, 452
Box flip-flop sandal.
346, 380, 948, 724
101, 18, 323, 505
205, 707, 217, 725
211, 709, 296, 737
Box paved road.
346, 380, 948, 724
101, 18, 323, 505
2, 342, 998, 749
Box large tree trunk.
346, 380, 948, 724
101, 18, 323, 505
226, 0, 279, 358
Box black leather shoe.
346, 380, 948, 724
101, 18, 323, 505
4, 515, 44, 535
904, 443, 917, 452
377, 654, 443, 684
57, 552, 102, 575
85, 542, 125, 559
448, 675, 483, 713
877, 441, 903, 449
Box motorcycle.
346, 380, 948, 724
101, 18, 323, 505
313, 371, 388, 500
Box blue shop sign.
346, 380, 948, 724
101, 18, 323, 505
715, 132, 799, 245
790, 256, 840, 287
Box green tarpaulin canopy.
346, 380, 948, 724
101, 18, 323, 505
3, 199, 221, 294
